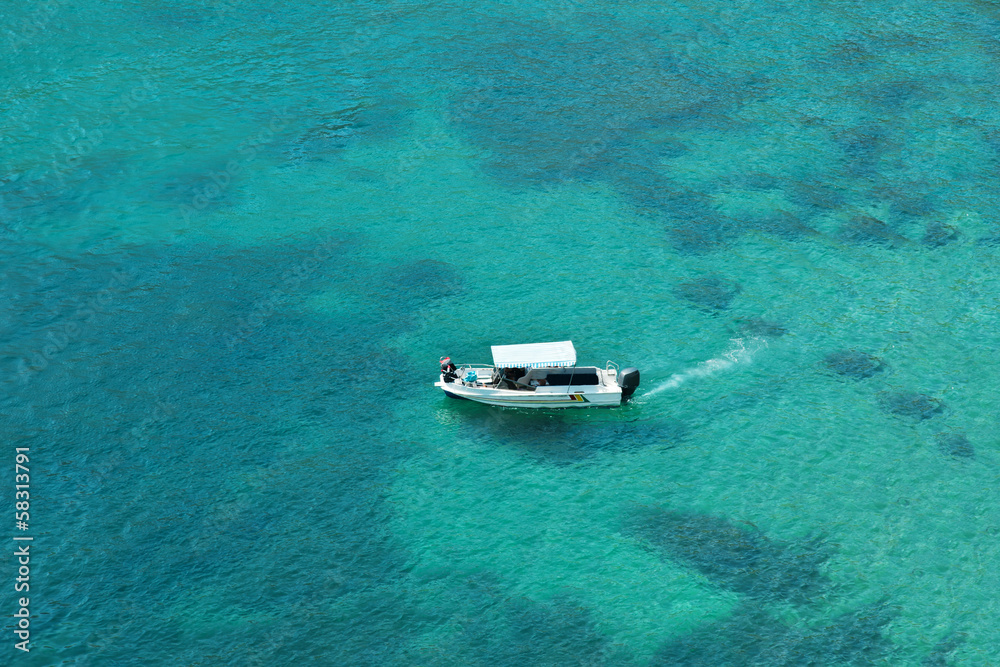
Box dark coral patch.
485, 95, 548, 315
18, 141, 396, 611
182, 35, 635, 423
609, 171, 744, 254
441, 575, 617, 665
787, 179, 845, 211
879, 391, 945, 420
443, 18, 776, 258
731, 172, 781, 192
824, 350, 885, 379
448, 24, 731, 187
923, 221, 961, 248
443, 21, 807, 254
675, 276, 741, 312
281, 97, 410, 164
285, 116, 357, 161
747, 211, 817, 240
885, 188, 937, 218
631, 510, 829, 605
0, 158, 123, 232
871, 80, 927, 110
840, 214, 909, 247
936, 432, 974, 459
737, 317, 787, 338
0, 233, 446, 664
382, 259, 463, 305
922, 633, 965, 666
822, 37, 876, 72
159, 164, 243, 212
653, 602, 896, 666
835, 126, 890, 176
665, 212, 743, 254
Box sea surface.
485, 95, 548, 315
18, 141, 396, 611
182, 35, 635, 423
2, 0, 1000, 664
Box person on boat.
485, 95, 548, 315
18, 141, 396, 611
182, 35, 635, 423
505, 367, 530, 389
440, 356, 458, 383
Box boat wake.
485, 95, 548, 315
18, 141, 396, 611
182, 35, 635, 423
643, 337, 767, 398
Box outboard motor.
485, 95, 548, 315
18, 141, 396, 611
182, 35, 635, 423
618, 367, 640, 401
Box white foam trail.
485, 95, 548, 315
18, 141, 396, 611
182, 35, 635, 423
643, 337, 767, 398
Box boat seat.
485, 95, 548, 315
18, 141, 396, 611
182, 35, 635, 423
545, 372, 600, 386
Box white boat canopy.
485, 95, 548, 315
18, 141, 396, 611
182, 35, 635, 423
491, 340, 577, 369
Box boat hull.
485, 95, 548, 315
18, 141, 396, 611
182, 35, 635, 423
435, 376, 622, 409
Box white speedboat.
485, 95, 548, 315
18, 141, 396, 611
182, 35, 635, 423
434, 340, 639, 408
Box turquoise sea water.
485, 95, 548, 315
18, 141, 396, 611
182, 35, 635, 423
3, 0, 1000, 663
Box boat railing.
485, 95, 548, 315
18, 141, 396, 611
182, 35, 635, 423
604, 360, 620, 387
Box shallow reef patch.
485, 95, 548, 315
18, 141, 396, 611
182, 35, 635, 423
629, 509, 830, 606
936, 432, 974, 459
652, 601, 896, 666
674, 276, 742, 313
736, 317, 787, 338
922, 221, 961, 248
878, 391, 945, 421
438, 574, 618, 666
922, 633, 965, 666
839, 214, 909, 247
823, 350, 886, 379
